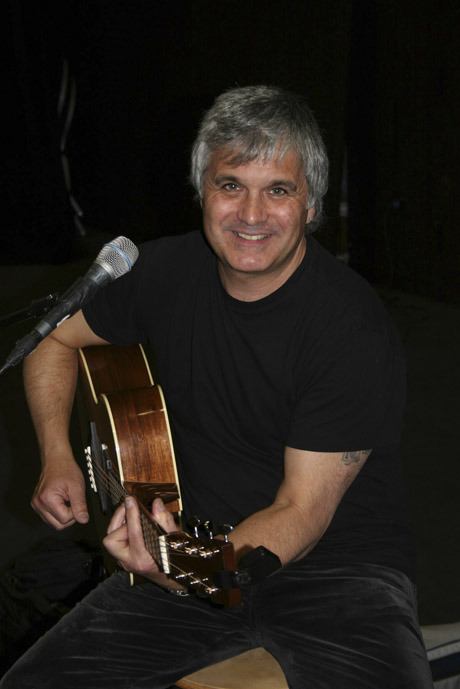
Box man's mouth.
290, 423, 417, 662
233, 231, 270, 241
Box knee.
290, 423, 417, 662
0, 662, 37, 689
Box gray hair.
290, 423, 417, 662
190, 85, 329, 231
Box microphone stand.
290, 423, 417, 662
0, 293, 60, 329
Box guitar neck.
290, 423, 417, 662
138, 504, 165, 567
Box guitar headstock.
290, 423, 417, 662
162, 531, 241, 607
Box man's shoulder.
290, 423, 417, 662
140, 230, 208, 261
133, 231, 213, 287
307, 237, 375, 300
305, 238, 389, 330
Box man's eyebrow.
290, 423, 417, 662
214, 174, 240, 184
270, 179, 298, 190
213, 175, 298, 190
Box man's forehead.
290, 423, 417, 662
207, 145, 304, 175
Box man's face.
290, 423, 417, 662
202, 147, 315, 297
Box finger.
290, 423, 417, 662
125, 498, 159, 561
151, 498, 177, 533
124, 497, 146, 550
68, 489, 89, 524
103, 523, 129, 559
105, 500, 160, 576
104, 522, 128, 547
32, 471, 88, 525
60, 468, 88, 523
31, 501, 76, 530
32, 492, 75, 528
107, 503, 127, 534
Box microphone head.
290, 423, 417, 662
96, 236, 139, 280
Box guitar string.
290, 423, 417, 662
87, 457, 222, 592
89, 458, 162, 561
90, 459, 218, 590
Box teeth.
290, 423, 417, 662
236, 232, 268, 241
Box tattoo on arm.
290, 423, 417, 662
341, 449, 372, 465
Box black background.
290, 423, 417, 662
4, 0, 459, 300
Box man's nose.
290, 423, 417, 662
237, 191, 268, 226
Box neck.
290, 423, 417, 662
219, 237, 307, 302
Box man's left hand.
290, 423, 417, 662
103, 497, 185, 591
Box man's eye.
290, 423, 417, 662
271, 187, 287, 196
222, 182, 240, 191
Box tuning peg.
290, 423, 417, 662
219, 523, 234, 543
202, 520, 214, 539
188, 515, 201, 538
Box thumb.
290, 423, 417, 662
151, 498, 176, 533
74, 505, 89, 523
70, 489, 89, 523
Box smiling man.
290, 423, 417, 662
1, 86, 433, 689
202, 148, 314, 300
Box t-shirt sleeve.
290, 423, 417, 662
287, 317, 406, 452
82, 244, 149, 345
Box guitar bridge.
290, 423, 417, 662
84, 445, 97, 493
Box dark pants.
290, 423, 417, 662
0, 560, 433, 689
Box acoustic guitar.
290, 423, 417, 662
77, 344, 240, 607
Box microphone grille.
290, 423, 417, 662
96, 236, 139, 279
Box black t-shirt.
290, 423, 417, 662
83, 231, 414, 578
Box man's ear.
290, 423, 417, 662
306, 207, 316, 224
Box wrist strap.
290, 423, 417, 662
214, 546, 282, 590
236, 546, 282, 585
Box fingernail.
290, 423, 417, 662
125, 497, 135, 508
78, 512, 89, 523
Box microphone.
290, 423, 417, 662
0, 236, 139, 375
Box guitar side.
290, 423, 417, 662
78, 344, 182, 515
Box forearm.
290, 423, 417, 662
229, 497, 330, 566
23, 334, 78, 465
24, 310, 108, 528
25, 334, 90, 528
228, 447, 368, 567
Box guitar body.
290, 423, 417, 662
77, 344, 240, 607
78, 344, 181, 515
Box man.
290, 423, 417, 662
1, 86, 432, 688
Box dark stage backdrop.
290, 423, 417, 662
3, 1, 350, 262
373, 1, 460, 302
3, 1, 459, 301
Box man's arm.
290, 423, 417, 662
25, 310, 108, 529
104, 447, 370, 591
27, 310, 183, 588
228, 446, 371, 565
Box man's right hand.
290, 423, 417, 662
31, 458, 89, 530
24, 310, 109, 530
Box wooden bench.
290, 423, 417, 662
176, 648, 288, 689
